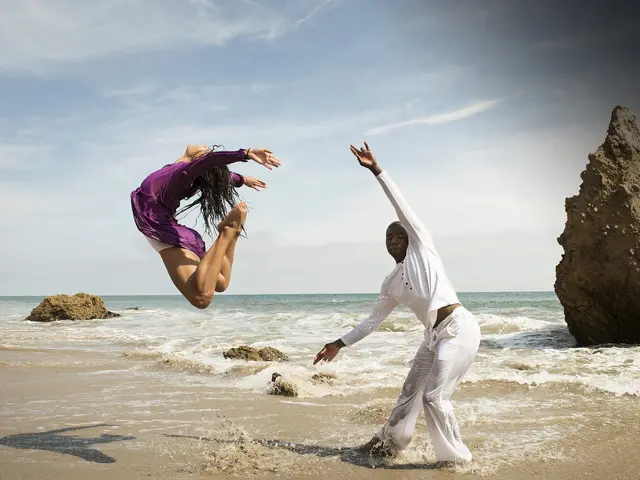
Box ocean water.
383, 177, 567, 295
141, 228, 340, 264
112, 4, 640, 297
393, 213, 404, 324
1, 292, 638, 398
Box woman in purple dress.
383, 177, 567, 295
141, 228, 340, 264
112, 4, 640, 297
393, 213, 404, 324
131, 144, 280, 308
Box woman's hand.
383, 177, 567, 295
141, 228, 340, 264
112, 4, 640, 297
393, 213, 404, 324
350, 142, 382, 175
313, 340, 344, 365
246, 148, 281, 170
243, 176, 267, 191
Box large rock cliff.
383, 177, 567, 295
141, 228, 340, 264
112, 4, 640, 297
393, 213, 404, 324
555, 106, 640, 346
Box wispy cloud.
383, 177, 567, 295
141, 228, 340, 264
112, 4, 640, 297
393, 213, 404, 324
294, 0, 336, 27
366, 99, 502, 135
0, 0, 333, 73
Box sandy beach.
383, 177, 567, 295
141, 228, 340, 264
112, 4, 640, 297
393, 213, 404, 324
2, 345, 638, 480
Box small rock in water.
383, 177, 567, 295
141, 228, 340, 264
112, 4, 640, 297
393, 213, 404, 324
223, 345, 288, 362
507, 361, 537, 371
267, 372, 298, 397
311, 371, 337, 383
125, 307, 140, 311
223, 346, 263, 361
258, 347, 289, 362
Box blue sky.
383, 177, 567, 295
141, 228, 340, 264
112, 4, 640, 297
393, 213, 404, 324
1, 0, 639, 295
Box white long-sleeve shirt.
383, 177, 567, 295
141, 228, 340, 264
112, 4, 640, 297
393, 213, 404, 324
340, 170, 460, 346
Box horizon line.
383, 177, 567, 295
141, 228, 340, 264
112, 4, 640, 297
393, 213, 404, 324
1, 290, 556, 297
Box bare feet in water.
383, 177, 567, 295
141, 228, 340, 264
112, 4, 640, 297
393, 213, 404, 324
218, 202, 247, 234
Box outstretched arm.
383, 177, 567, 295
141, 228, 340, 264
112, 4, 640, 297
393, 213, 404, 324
182, 145, 279, 182
340, 293, 398, 346
313, 292, 398, 364
350, 142, 435, 248
176, 147, 250, 188
164, 148, 249, 201
230, 172, 268, 191
166, 145, 279, 199
375, 170, 427, 243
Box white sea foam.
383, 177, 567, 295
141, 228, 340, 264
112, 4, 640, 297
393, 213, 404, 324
2, 294, 638, 397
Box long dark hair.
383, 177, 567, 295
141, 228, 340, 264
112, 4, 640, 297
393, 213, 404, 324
176, 145, 240, 237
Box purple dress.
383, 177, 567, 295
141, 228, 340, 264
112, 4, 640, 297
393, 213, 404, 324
131, 149, 248, 258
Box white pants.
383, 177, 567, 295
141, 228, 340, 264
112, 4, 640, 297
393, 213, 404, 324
376, 306, 481, 462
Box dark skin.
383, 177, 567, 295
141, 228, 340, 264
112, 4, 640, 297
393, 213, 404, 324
313, 142, 459, 365
386, 221, 409, 263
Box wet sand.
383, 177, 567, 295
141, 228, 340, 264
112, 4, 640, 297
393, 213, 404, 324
1, 347, 639, 480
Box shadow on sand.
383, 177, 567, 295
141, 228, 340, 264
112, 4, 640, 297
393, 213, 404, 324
163, 433, 451, 471
0, 424, 135, 464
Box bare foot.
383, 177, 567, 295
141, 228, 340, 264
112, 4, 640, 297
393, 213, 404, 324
218, 202, 248, 234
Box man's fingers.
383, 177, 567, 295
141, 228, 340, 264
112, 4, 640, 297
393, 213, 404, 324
364, 141, 370, 151
313, 349, 327, 365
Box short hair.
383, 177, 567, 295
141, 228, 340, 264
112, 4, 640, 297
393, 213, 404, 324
386, 221, 406, 233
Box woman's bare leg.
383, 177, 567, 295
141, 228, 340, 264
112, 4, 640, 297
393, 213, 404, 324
213, 203, 247, 293
215, 236, 239, 293
159, 202, 247, 308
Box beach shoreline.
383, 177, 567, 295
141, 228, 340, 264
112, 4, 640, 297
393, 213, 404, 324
2, 346, 639, 480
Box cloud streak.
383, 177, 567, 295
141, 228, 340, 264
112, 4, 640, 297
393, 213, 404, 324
366, 99, 502, 135
294, 0, 337, 27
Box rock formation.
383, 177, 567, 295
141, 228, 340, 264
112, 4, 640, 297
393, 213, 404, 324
555, 105, 640, 346
256, 346, 289, 362
26, 293, 120, 322
223, 346, 289, 362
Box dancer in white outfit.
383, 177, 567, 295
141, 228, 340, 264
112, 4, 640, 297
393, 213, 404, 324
314, 142, 482, 463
